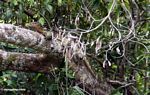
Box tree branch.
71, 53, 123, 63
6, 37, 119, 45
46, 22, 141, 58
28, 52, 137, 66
0, 23, 112, 95
0, 50, 63, 73
0, 24, 52, 53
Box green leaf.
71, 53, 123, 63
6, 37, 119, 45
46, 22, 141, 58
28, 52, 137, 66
48, 84, 58, 93
33, 73, 42, 81
28, 0, 34, 6
5, 9, 12, 19
44, 0, 50, 4
38, 17, 45, 25
58, 0, 62, 6
6, 80, 13, 86
46, 5, 53, 14
73, 86, 85, 95
12, 0, 18, 5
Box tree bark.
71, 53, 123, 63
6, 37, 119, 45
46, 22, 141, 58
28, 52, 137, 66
0, 23, 112, 95
0, 50, 63, 73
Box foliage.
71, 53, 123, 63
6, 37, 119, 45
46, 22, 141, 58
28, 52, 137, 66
0, 0, 150, 95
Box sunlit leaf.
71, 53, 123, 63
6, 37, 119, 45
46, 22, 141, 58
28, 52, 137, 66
58, 0, 62, 6
12, 0, 18, 5
38, 17, 45, 25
